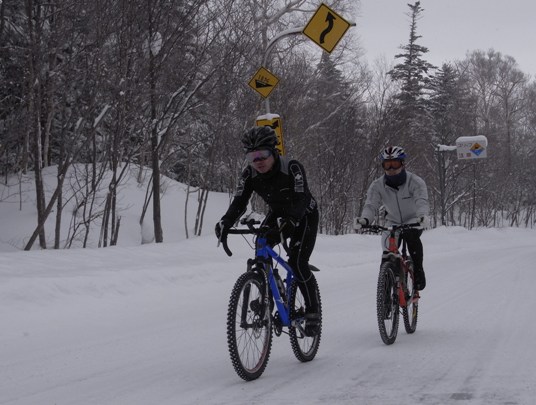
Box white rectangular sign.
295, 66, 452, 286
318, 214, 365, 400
456, 135, 488, 160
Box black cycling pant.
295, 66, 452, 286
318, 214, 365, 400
261, 209, 320, 313
400, 228, 424, 271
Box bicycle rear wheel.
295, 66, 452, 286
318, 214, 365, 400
376, 262, 399, 345
227, 272, 272, 381
289, 275, 322, 362
403, 260, 419, 334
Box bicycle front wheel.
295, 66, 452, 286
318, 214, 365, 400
376, 262, 399, 345
289, 275, 322, 362
403, 260, 419, 334
226, 272, 272, 381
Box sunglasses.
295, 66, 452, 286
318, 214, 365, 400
246, 149, 272, 163
382, 160, 403, 170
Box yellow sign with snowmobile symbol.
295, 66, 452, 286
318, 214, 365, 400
248, 67, 280, 98
303, 3, 351, 53
256, 114, 286, 156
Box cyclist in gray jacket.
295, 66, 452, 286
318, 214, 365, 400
355, 146, 430, 290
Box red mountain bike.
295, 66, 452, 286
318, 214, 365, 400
362, 223, 421, 345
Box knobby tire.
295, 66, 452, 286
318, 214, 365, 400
376, 262, 399, 345
226, 272, 272, 381
403, 260, 419, 334
289, 274, 322, 362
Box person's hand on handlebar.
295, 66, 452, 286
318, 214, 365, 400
353, 217, 369, 231
419, 215, 430, 229
215, 219, 232, 241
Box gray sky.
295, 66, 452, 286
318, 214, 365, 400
357, 0, 536, 75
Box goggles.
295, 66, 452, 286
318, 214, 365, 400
246, 149, 271, 163
382, 160, 403, 170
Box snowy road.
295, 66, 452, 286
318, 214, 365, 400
1, 227, 535, 404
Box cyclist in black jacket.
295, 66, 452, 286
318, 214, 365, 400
215, 126, 320, 336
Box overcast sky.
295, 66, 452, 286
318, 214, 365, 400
357, 0, 536, 76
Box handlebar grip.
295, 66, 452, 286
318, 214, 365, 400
240, 218, 261, 226
220, 231, 233, 256
218, 228, 254, 256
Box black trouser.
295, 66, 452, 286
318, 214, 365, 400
400, 228, 424, 271
262, 209, 320, 313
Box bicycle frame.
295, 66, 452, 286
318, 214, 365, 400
220, 221, 301, 329
254, 236, 295, 327
383, 225, 419, 307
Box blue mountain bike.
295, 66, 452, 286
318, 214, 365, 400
219, 217, 322, 381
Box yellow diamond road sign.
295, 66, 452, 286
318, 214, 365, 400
248, 66, 280, 98
303, 3, 351, 54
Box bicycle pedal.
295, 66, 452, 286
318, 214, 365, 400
310, 264, 320, 272
273, 312, 283, 336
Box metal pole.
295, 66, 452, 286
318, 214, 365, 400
262, 26, 304, 114
261, 21, 356, 113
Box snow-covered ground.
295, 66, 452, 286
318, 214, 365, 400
1, 169, 535, 404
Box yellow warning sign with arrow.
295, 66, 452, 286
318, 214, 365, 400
248, 66, 280, 98
303, 3, 352, 54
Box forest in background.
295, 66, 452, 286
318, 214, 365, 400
1, 0, 535, 250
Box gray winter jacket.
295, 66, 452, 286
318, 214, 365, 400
361, 170, 429, 225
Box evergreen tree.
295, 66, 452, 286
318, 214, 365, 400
427, 63, 476, 225
388, 1, 435, 161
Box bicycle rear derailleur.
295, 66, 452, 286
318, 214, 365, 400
273, 311, 283, 336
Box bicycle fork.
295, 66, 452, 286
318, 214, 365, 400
239, 261, 271, 329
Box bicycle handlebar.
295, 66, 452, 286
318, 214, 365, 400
218, 218, 278, 257
361, 222, 421, 233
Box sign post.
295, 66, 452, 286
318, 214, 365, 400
250, 5, 355, 114
435, 135, 488, 226
247, 4, 354, 155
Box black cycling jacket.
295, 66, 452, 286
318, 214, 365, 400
221, 155, 317, 225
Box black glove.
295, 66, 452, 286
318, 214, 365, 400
215, 219, 232, 240
264, 228, 282, 243
279, 217, 298, 234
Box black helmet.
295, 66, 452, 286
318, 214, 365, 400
380, 145, 407, 161
241, 126, 278, 152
